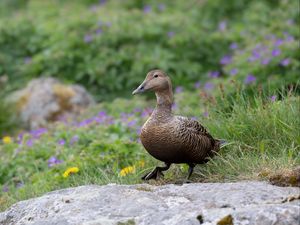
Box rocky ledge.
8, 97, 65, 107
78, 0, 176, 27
0, 182, 299, 225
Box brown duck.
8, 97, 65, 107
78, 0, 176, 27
132, 70, 223, 180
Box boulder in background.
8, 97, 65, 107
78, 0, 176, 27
9, 77, 95, 129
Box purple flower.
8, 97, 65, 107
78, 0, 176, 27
252, 50, 261, 59
143, 5, 151, 13
208, 71, 220, 78
172, 103, 178, 110
127, 120, 137, 128
175, 86, 183, 93
48, 156, 63, 168
2, 185, 9, 192
14, 148, 21, 155
30, 128, 48, 139
17, 132, 24, 144
84, 34, 93, 43
58, 139, 66, 146
265, 34, 276, 40
141, 108, 153, 118
218, 21, 227, 31
274, 39, 284, 47
270, 95, 277, 102
99, 0, 106, 5
254, 43, 262, 49
16, 182, 24, 189
203, 111, 209, 117
204, 82, 214, 91
285, 35, 294, 42
136, 127, 142, 135
158, 4, 166, 11
106, 22, 112, 27
70, 135, 79, 145
286, 19, 294, 25
133, 108, 142, 113
261, 58, 270, 65
95, 28, 103, 35
244, 74, 256, 84
220, 55, 232, 65
89, 5, 98, 12
271, 49, 281, 57
77, 118, 94, 127
230, 68, 238, 76
230, 42, 238, 50
248, 56, 257, 62
26, 139, 34, 147
24, 57, 32, 64
280, 58, 290, 66
167, 31, 175, 38
98, 111, 107, 117
194, 81, 201, 89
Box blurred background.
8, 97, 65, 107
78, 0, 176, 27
0, 0, 299, 134
0, 0, 299, 209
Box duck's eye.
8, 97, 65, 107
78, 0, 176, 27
154, 74, 159, 78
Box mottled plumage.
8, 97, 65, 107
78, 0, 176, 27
132, 70, 221, 180
141, 116, 220, 164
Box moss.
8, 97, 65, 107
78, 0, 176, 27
217, 215, 234, 225
196, 214, 204, 224
135, 186, 153, 192
16, 93, 30, 111
117, 219, 135, 225
269, 167, 300, 187
53, 84, 75, 110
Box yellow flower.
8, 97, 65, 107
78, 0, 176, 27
119, 166, 135, 177
2, 136, 12, 144
63, 167, 79, 178
138, 160, 145, 168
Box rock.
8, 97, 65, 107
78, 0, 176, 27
8, 77, 95, 129
269, 166, 300, 187
0, 182, 299, 225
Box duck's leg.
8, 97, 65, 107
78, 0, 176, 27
186, 163, 196, 180
142, 162, 171, 180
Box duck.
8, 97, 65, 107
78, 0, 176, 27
132, 70, 223, 180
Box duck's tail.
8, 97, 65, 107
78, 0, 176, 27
217, 139, 227, 147
213, 139, 227, 153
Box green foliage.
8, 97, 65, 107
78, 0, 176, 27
0, 0, 299, 100
0, 88, 299, 211
0, 87, 18, 136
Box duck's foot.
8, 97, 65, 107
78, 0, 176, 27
174, 179, 193, 185
141, 168, 164, 180
184, 179, 193, 183
141, 163, 171, 180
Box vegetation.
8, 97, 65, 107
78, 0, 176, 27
1, 89, 299, 211
0, 0, 299, 100
0, 0, 299, 212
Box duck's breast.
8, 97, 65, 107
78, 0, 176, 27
140, 119, 187, 163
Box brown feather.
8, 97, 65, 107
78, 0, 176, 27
136, 70, 220, 165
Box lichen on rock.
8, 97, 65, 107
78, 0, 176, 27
8, 77, 95, 129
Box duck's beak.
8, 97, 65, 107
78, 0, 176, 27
132, 81, 146, 95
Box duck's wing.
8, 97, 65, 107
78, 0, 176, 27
175, 116, 220, 159
176, 116, 214, 140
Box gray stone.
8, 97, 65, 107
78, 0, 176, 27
8, 77, 95, 129
0, 182, 299, 225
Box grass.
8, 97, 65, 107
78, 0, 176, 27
0, 0, 299, 215
0, 87, 299, 211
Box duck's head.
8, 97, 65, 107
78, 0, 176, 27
132, 70, 172, 95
